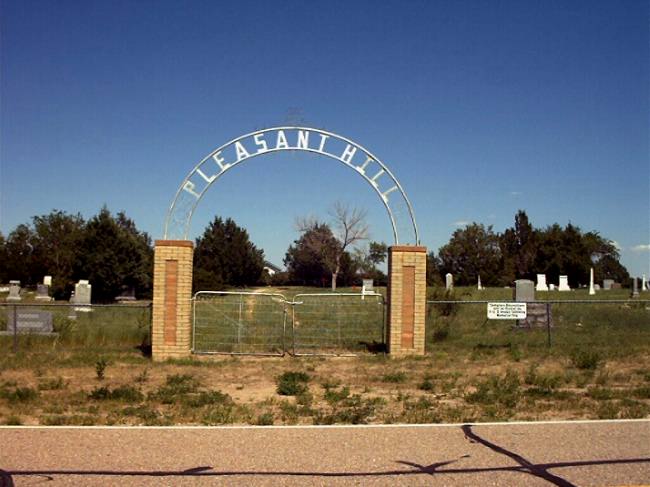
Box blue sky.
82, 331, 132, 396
1, 0, 648, 278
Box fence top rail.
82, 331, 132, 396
193, 291, 287, 299
0, 302, 152, 308
294, 292, 384, 302
426, 299, 650, 304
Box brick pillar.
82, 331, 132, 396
387, 245, 427, 356
152, 240, 194, 361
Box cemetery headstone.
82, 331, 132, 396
477, 275, 483, 291
445, 273, 453, 290
5, 308, 54, 334
536, 274, 549, 292
43, 275, 52, 287
73, 280, 92, 311
594, 284, 600, 290
611, 282, 622, 289
589, 267, 596, 296
632, 277, 639, 298
603, 279, 614, 290
7, 281, 21, 301
514, 280, 535, 302
513, 280, 553, 328
35, 283, 53, 301
558, 275, 571, 292
643, 274, 647, 292
549, 284, 556, 291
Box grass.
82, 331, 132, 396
0, 285, 648, 425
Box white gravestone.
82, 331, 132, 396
558, 275, 571, 292
361, 279, 374, 300
642, 275, 647, 292
603, 279, 614, 290
35, 283, 53, 301
536, 274, 548, 292
477, 275, 483, 291
632, 277, 639, 297
549, 283, 556, 291
589, 268, 596, 296
73, 280, 92, 310
43, 275, 52, 286
445, 273, 453, 290
514, 280, 535, 302
7, 281, 22, 301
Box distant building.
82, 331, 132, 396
263, 261, 282, 276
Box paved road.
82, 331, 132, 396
1, 420, 649, 486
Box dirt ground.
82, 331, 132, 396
1, 351, 650, 426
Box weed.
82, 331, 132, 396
38, 377, 66, 391
381, 371, 407, 383
418, 375, 435, 392
570, 350, 602, 370
401, 397, 441, 423
632, 386, 650, 399
89, 385, 143, 402
202, 404, 235, 425
296, 391, 313, 407
95, 358, 109, 380
595, 401, 619, 419
135, 368, 149, 384
256, 412, 274, 426
40, 414, 98, 426
182, 390, 232, 408
155, 374, 200, 403
619, 399, 650, 419
466, 370, 521, 408
324, 386, 350, 405
1, 386, 39, 403
276, 371, 310, 396
3, 415, 23, 425
587, 387, 618, 401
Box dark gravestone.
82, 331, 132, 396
6, 308, 54, 334
513, 279, 552, 328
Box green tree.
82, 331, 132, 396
500, 210, 537, 282
77, 207, 153, 302
438, 223, 502, 286
4, 224, 36, 285
284, 223, 341, 287
30, 210, 85, 299
0, 232, 7, 283
193, 216, 265, 291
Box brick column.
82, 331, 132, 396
152, 240, 194, 361
387, 245, 427, 356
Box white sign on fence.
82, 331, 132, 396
487, 302, 527, 320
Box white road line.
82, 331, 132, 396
1, 418, 648, 430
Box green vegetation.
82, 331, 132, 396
276, 371, 310, 396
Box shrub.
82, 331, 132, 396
256, 412, 274, 426
89, 385, 143, 402
419, 375, 435, 392
381, 372, 407, 383
276, 372, 310, 396
466, 370, 521, 408
570, 350, 602, 370
38, 377, 66, 391
1, 386, 39, 403
95, 358, 108, 380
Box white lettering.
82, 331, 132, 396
340, 144, 357, 164
276, 130, 289, 149
182, 180, 200, 199
381, 186, 398, 201
253, 133, 268, 153
235, 141, 251, 161
317, 134, 329, 153
196, 167, 216, 184
356, 156, 373, 175
370, 169, 385, 186
212, 151, 230, 171
296, 130, 310, 149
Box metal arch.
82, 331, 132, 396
163, 126, 420, 245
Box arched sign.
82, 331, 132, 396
164, 126, 419, 245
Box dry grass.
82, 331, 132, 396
1, 351, 649, 426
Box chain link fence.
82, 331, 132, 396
426, 299, 650, 355
193, 291, 287, 356
192, 291, 386, 356
0, 302, 152, 354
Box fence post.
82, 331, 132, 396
546, 302, 551, 347
12, 304, 18, 353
